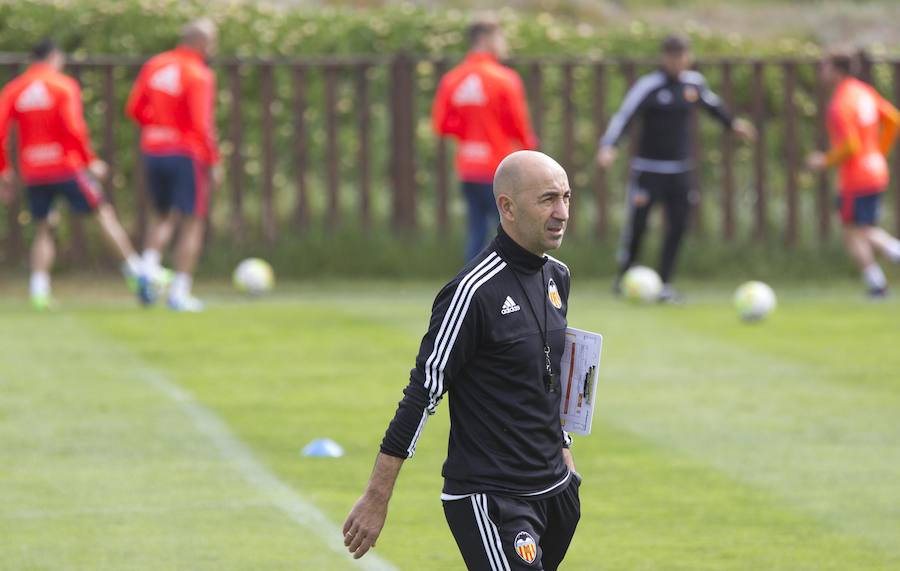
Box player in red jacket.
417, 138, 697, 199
807, 52, 900, 298
127, 19, 219, 312
433, 17, 538, 260
0, 40, 143, 310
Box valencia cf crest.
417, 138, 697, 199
514, 531, 537, 564
548, 278, 562, 310
683, 85, 699, 103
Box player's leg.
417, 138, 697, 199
70, 173, 143, 283
142, 209, 178, 288
852, 193, 900, 263
539, 477, 581, 571
94, 203, 137, 262
613, 170, 654, 294
167, 156, 210, 311
143, 210, 178, 277
444, 494, 543, 571
866, 226, 900, 263
839, 194, 887, 297
844, 226, 886, 297
29, 221, 55, 310
657, 171, 691, 303
138, 154, 180, 304
142, 154, 178, 261
462, 182, 494, 261
169, 215, 205, 309
444, 497, 511, 571
25, 185, 56, 310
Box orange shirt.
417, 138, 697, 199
826, 77, 900, 195
432, 52, 538, 183
126, 46, 219, 166
0, 63, 97, 184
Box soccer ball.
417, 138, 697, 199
622, 266, 663, 303
734, 281, 776, 321
233, 258, 275, 295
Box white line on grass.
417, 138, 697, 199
134, 365, 400, 571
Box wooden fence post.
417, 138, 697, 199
783, 61, 799, 247
260, 62, 276, 242
390, 53, 416, 230
721, 61, 736, 241
593, 61, 608, 238
227, 62, 245, 240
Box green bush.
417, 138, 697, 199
0, 0, 816, 58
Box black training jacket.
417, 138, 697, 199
599, 69, 734, 173
380, 227, 573, 498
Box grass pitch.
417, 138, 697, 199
1, 278, 898, 570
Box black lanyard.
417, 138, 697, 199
510, 265, 557, 393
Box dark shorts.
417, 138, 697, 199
143, 153, 210, 217
26, 171, 104, 220
443, 476, 581, 571
837, 192, 882, 226
628, 169, 693, 206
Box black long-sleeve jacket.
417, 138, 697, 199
599, 69, 734, 173
380, 227, 573, 498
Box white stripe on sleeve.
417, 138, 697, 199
600, 71, 665, 147
406, 410, 429, 458
425, 253, 506, 410
433, 261, 507, 399
424, 253, 499, 398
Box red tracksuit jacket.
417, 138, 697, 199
126, 46, 219, 166
0, 63, 97, 184
432, 52, 538, 183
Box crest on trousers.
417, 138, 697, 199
548, 278, 562, 310
514, 531, 537, 564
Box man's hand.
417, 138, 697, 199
342, 452, 403, 560
342, 491, 390, 559
596, 146, 617, 169
732, 118, 757, 143
0, 170, 15, 205
562, 447, 576, 473
806, 151, 827, 171
88, 159, 109, 181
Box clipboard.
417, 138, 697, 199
558, 327, 603, 436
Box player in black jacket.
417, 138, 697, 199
598, 34, 756, 302
344, 151, 580, 570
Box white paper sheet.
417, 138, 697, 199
558, 327, 603, 436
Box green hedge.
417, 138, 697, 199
0, 0, 820, 58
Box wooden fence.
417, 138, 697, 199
1, 52, 899, 264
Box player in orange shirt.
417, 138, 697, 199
807, 52, 900, 298
0, 40, 144, 310
433, 17, 538, 260
127, 19, 220, 312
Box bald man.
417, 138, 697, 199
127, 18, 220, 311
344, 151, 581, 570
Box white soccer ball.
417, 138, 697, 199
734, 281, 776, 321
622, 266, 663, 303
233, 258, 275, 295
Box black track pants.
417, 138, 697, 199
616, 169, 692, 284
443, 476, 581, 571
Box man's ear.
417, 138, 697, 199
497, 194, 515, 221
